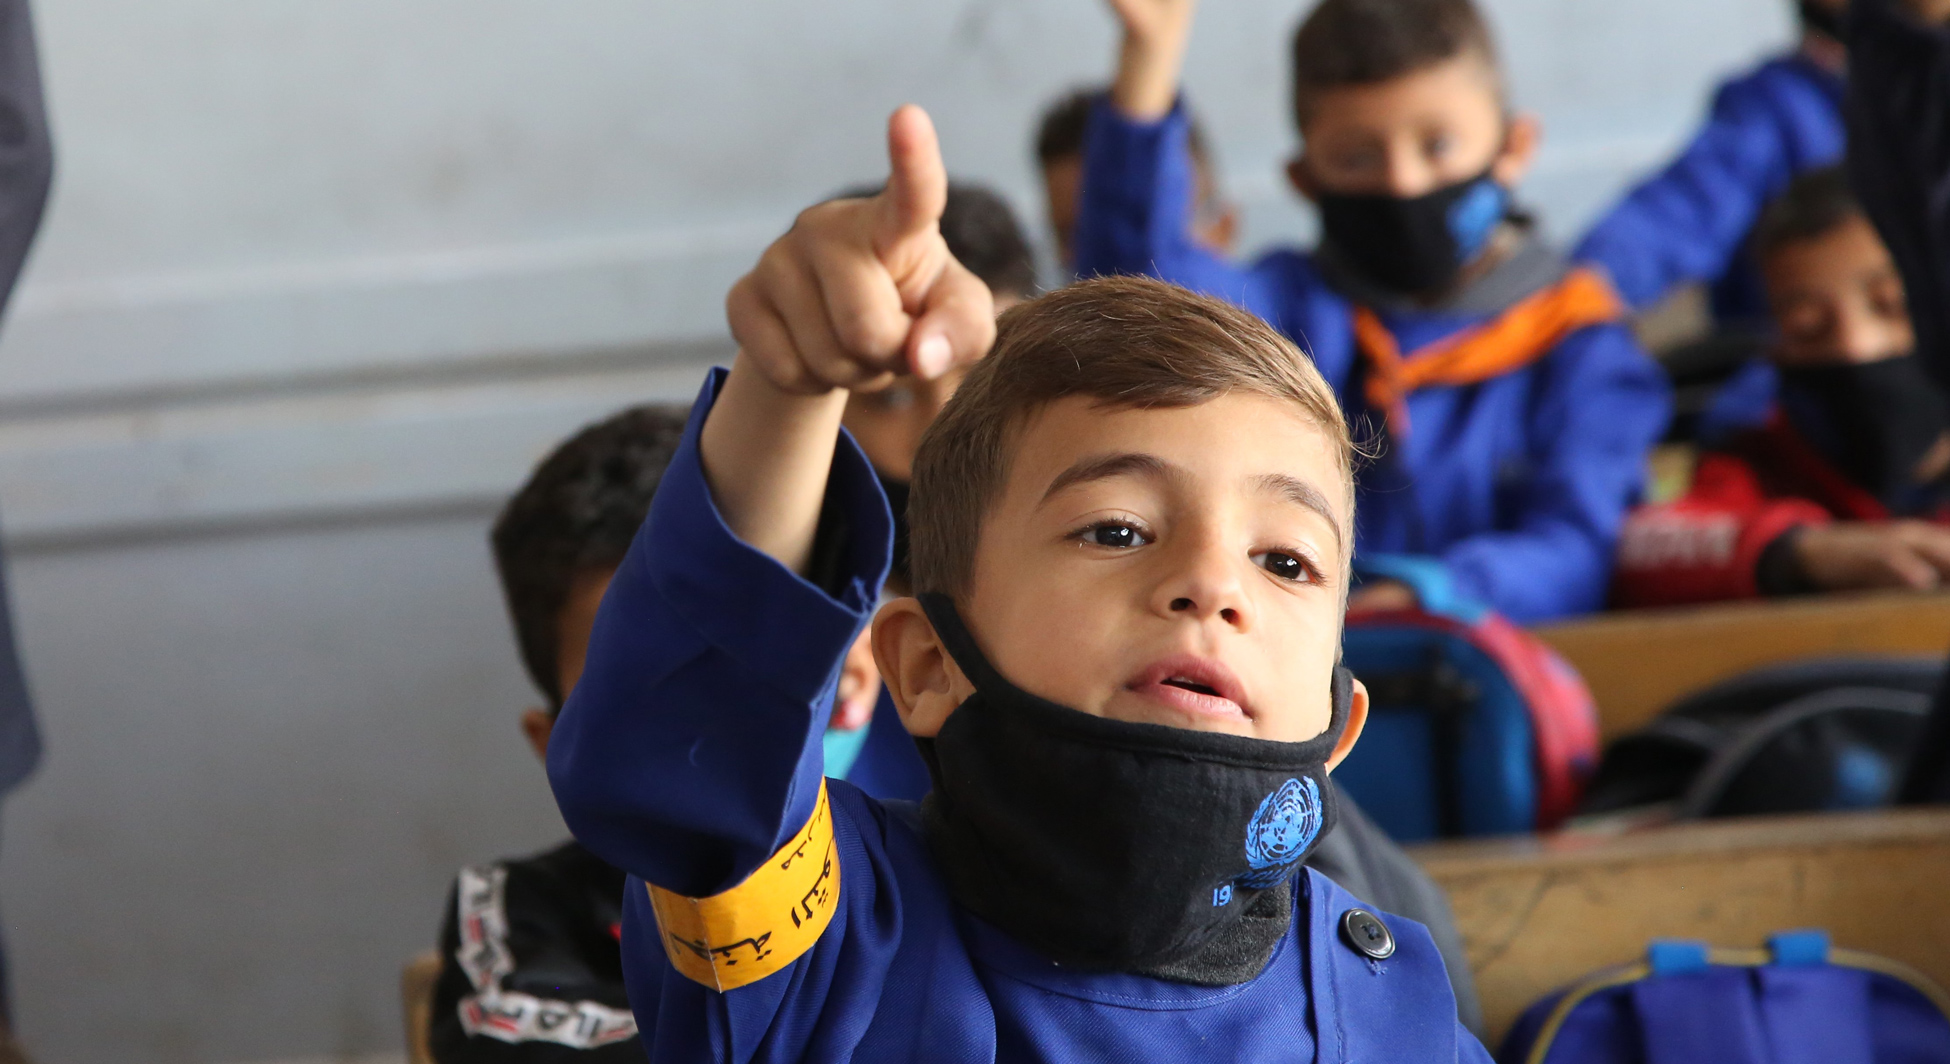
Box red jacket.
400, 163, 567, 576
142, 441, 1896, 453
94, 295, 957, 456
1613, 410, 1931, 607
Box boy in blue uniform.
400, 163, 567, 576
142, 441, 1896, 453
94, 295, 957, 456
548, 106, 1489, 1063
1074, 0, 1669, 623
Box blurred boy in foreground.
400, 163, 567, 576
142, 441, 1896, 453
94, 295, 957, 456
1615, 167, 1950, 606
1073, 0, 1669, 622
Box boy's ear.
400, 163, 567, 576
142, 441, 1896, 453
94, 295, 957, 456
870, 597, 971, 738
520, 707, 556, 763
1285, 155, 1318, 203
1491, 113, 1542, 189
1324, 677, 1369, 774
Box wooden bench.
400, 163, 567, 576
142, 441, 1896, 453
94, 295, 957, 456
1533, 590, 1950, 741
1412, 808, 1950, 1045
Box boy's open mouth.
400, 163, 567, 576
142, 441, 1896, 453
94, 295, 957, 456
1127, 656, 1251, 720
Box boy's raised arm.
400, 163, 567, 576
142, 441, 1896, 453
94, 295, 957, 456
703, 106, 994, 575
1106, 0, 1197, 123
548, 107, 992, 899
1077, 0, 1272, 314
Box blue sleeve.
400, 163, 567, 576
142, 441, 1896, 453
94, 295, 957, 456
1574, 76, 1813, 310
546, 368, 892, 897
1073, 96, 1285, 321
1440, 325, 1672, 622
1458, 1023, 1495, 1063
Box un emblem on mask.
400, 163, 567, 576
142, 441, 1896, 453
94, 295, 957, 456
1238, 777, 1323, 889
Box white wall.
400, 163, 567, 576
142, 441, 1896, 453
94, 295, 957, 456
0, 0, 1793, 1061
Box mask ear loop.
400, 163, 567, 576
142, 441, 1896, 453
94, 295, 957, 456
916, 592, 1009, 694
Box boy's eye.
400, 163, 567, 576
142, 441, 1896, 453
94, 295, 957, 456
1082, 523, 1149, 550
1254, 551, 1314, 583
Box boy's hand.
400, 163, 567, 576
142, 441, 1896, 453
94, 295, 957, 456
726, 105, 994, 394
704, 106, 994, 575
1106, 0, 1197, 122
1793, 521, 1950, 592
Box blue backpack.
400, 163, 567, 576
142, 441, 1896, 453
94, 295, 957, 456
1334, 556, 1600, 842
1499, 930, 1950, 1064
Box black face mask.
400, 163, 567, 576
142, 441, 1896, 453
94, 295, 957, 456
1779, 355, 1950, 505
875, 469, 912, 592
1798, 0, 1847, 41
1315, 167, 1511, 295
913, 593, 1350, 984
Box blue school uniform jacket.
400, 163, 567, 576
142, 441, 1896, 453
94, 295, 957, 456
1576, 52, 1845, 321
547, 370, 1491, 1064
1074, 101, 1670, 623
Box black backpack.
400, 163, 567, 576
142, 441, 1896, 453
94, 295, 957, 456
1578, 657, 1941, 821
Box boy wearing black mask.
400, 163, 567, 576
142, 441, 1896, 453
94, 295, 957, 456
548, 106, 1490, 1062
1074, 0, 1670, 623
1616, 166, 1950, 605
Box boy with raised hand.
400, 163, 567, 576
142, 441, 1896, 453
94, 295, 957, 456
1615, 167, 1950, 606
1074, 0, 1670, 623
548, 105, 1489, 1063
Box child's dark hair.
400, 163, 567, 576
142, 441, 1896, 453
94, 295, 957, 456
491, 405, 688, 712
1290, 0, 1499, 126
1752, 165, 1863, 261
941, 184, 1039, 301
1035, 87, 1214, 172
832, 182, 1038, 301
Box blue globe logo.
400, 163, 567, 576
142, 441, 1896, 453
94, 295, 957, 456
1238, 777, 1323, 888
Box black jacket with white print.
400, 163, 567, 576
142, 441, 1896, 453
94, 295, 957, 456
431, 841, 640, 1063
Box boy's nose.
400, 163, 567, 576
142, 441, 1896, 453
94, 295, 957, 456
1153, 544, 1252, 631
1381, 145, 1439, 199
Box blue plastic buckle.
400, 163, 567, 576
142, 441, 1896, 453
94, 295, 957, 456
1646, 940, 1711, 975
1768, 929, 1831, 967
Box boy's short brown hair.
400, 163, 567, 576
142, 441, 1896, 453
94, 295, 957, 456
1290, 0, 1500, 127
907, 275, 1354, 596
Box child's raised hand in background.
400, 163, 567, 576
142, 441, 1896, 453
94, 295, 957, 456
703, 105, 993, 575
1105, 0, 1198, 122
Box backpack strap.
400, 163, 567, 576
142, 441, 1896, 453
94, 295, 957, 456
1353, 265, 1624, 439
1522, 935, 1950, 1064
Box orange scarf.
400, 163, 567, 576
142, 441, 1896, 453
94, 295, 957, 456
1353, 265, 1625, 438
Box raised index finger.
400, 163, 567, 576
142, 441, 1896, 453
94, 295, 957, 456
873, 104, 948, 260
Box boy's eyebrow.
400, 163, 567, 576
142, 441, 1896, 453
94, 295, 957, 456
1041, 452, 1173, 502
1253, 473, 1345, 551
1038, 452, 1346, 549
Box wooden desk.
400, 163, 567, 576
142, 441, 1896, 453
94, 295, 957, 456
1533, 591, 1950, 741
1413, 809, 1950, 1045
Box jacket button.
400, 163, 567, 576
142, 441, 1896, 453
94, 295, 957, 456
1340, 908, 1396, 960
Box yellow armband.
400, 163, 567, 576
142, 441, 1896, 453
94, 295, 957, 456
646, 780, 841, 991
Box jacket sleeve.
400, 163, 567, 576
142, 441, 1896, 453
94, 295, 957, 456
1439, 325, 1672, 622
545, 367, 890, 898
1073, 96, 1283, 319
429, 867, 642, 1063
1574, 75, 1810, 311
1611, 450, 1832, 608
